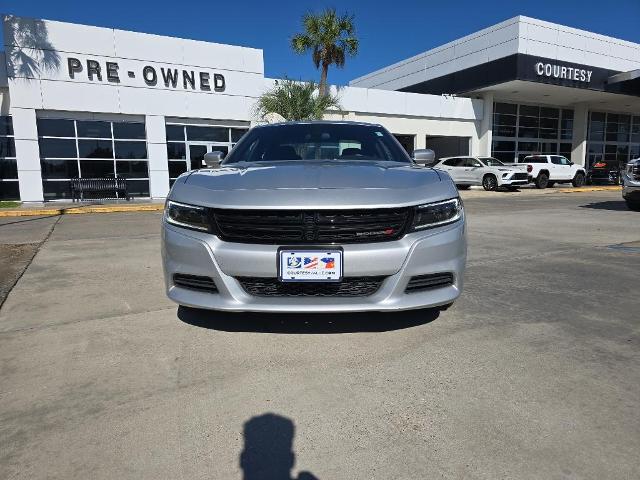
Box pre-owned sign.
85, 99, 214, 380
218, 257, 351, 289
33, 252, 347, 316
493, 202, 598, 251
535, 62, 593, 83
66, 57, 226, 92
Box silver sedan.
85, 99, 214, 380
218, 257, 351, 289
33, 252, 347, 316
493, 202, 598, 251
162, 121, 466, 313
435, 156, 530, 191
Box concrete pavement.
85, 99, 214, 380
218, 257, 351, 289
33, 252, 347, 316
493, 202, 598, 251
0, 191, 639, 479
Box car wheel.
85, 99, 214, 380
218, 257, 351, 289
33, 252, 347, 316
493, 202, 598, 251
482, 174, 498, 191
626, 200, 640, 211
535, 173, 549, 189
572, 172, 586, 187
456, 185, 471, 190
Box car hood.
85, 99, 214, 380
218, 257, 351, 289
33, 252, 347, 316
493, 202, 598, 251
169, 160, 457, 209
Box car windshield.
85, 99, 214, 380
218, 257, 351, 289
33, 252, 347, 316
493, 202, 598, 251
479, 157, 506, 166
223, 123, 411, 164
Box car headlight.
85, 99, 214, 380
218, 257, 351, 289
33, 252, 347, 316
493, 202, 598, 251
410, 198, 463, 231
164, 200, 211, 232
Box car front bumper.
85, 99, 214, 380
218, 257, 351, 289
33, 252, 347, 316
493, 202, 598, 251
162, 219, 466, 312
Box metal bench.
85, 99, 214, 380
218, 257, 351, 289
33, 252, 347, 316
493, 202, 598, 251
70, 177, 131, 202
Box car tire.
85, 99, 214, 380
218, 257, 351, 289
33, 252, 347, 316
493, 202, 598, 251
535, 173, 549, 189
572, 172, 586, 187
626, 200, 640, 211
482, 174, 498, 191
456, 185, 471, 190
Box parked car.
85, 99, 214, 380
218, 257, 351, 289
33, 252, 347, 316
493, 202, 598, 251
513, 155, 586, 189
587, 160, 622, 185
162, 121, 466, 313
622, 158, 640, 211
434, 156, 530, 191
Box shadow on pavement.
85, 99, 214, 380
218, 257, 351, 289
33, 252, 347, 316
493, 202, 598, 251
579, 200, 629, 211
177, 306, 439, 334
240, 413, 319, 480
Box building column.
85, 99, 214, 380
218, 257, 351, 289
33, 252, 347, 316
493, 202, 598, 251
571, 104, 589, 167
146, 115, 170, 199
478, 92, 494, 156
11, 107, 44, 202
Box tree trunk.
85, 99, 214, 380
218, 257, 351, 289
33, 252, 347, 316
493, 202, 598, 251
319, 62, 329, 97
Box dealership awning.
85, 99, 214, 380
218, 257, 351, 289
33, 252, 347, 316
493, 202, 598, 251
607, 69, 640, 96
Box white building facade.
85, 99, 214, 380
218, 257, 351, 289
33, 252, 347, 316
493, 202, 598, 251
1, 14, 638, 202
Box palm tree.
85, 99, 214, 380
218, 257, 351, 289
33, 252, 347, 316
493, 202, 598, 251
291, 8, 358, 97
254, 79, 341, 122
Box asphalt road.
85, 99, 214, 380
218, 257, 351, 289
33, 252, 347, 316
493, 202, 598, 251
1, 190, 639, 479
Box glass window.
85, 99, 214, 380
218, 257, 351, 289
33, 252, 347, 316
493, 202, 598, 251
116, 160, 149, 178
0, 159, 18, 179
540, 107, 559, 118
39, 138, 77, 158
126, 180, 150, 197
79, 160, 115, 177
113, 122, 146, 140
167, 142, 186, 159
0, 116, 14, 136
169, 161, 187, 178
166, 125, 185, 141
78, 140, 113, 159
41, 159, 80, 179
37, 118, 75, 137
114, 141, 147, 159
520, 105, 539, 117
0, 181, 20, 200
494, 103, 517, 115
186, 126, 229, 142
43, 181, 73, 200
494, 125, 516, 137
493, 113, 517, 126
492, 152, 516, 163
0, 138, 16, 158
518, 141, 539, 152
231, 128, 248, 142
518, 127, 538, 138
560, 143, 572, 155
76, 121, 112, 138
492, 140, 515, 151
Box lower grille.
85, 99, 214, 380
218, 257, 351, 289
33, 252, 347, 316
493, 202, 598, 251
512, 172, 529, 181
173, 274, 218, 293
405, 273, 454, 293
237, 277, 385, 297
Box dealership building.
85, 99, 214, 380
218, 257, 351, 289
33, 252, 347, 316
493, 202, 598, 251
0, 14, 639, 202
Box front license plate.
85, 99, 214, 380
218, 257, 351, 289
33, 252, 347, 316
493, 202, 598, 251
278, 248, 343, 282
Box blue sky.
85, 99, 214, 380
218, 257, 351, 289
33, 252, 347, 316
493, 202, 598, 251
2, 0, 639, 85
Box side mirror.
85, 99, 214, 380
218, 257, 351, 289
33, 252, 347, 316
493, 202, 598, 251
203, 151, 224, 168
412, 149, 436, 166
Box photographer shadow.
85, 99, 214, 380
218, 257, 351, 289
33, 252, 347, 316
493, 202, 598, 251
240, 413, 318, 480
177, 306, 440, 334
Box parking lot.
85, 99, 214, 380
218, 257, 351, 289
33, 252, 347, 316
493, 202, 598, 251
1, 189, 639, 479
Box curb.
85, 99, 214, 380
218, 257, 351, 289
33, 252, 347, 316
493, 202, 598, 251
553, 186, 622, 193
0, 204, 164, 218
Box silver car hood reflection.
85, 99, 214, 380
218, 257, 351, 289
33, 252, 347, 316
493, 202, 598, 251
169, 160, 457, 209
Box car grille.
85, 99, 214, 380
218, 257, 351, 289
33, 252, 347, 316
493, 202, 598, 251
512, 172, 529, 181
173, 274, 218, 293
405, 273, 454, 293
237, 277, 386, 297
211, 208, 411, 244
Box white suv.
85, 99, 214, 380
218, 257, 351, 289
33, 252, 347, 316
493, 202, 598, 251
518, 155, 586, 189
